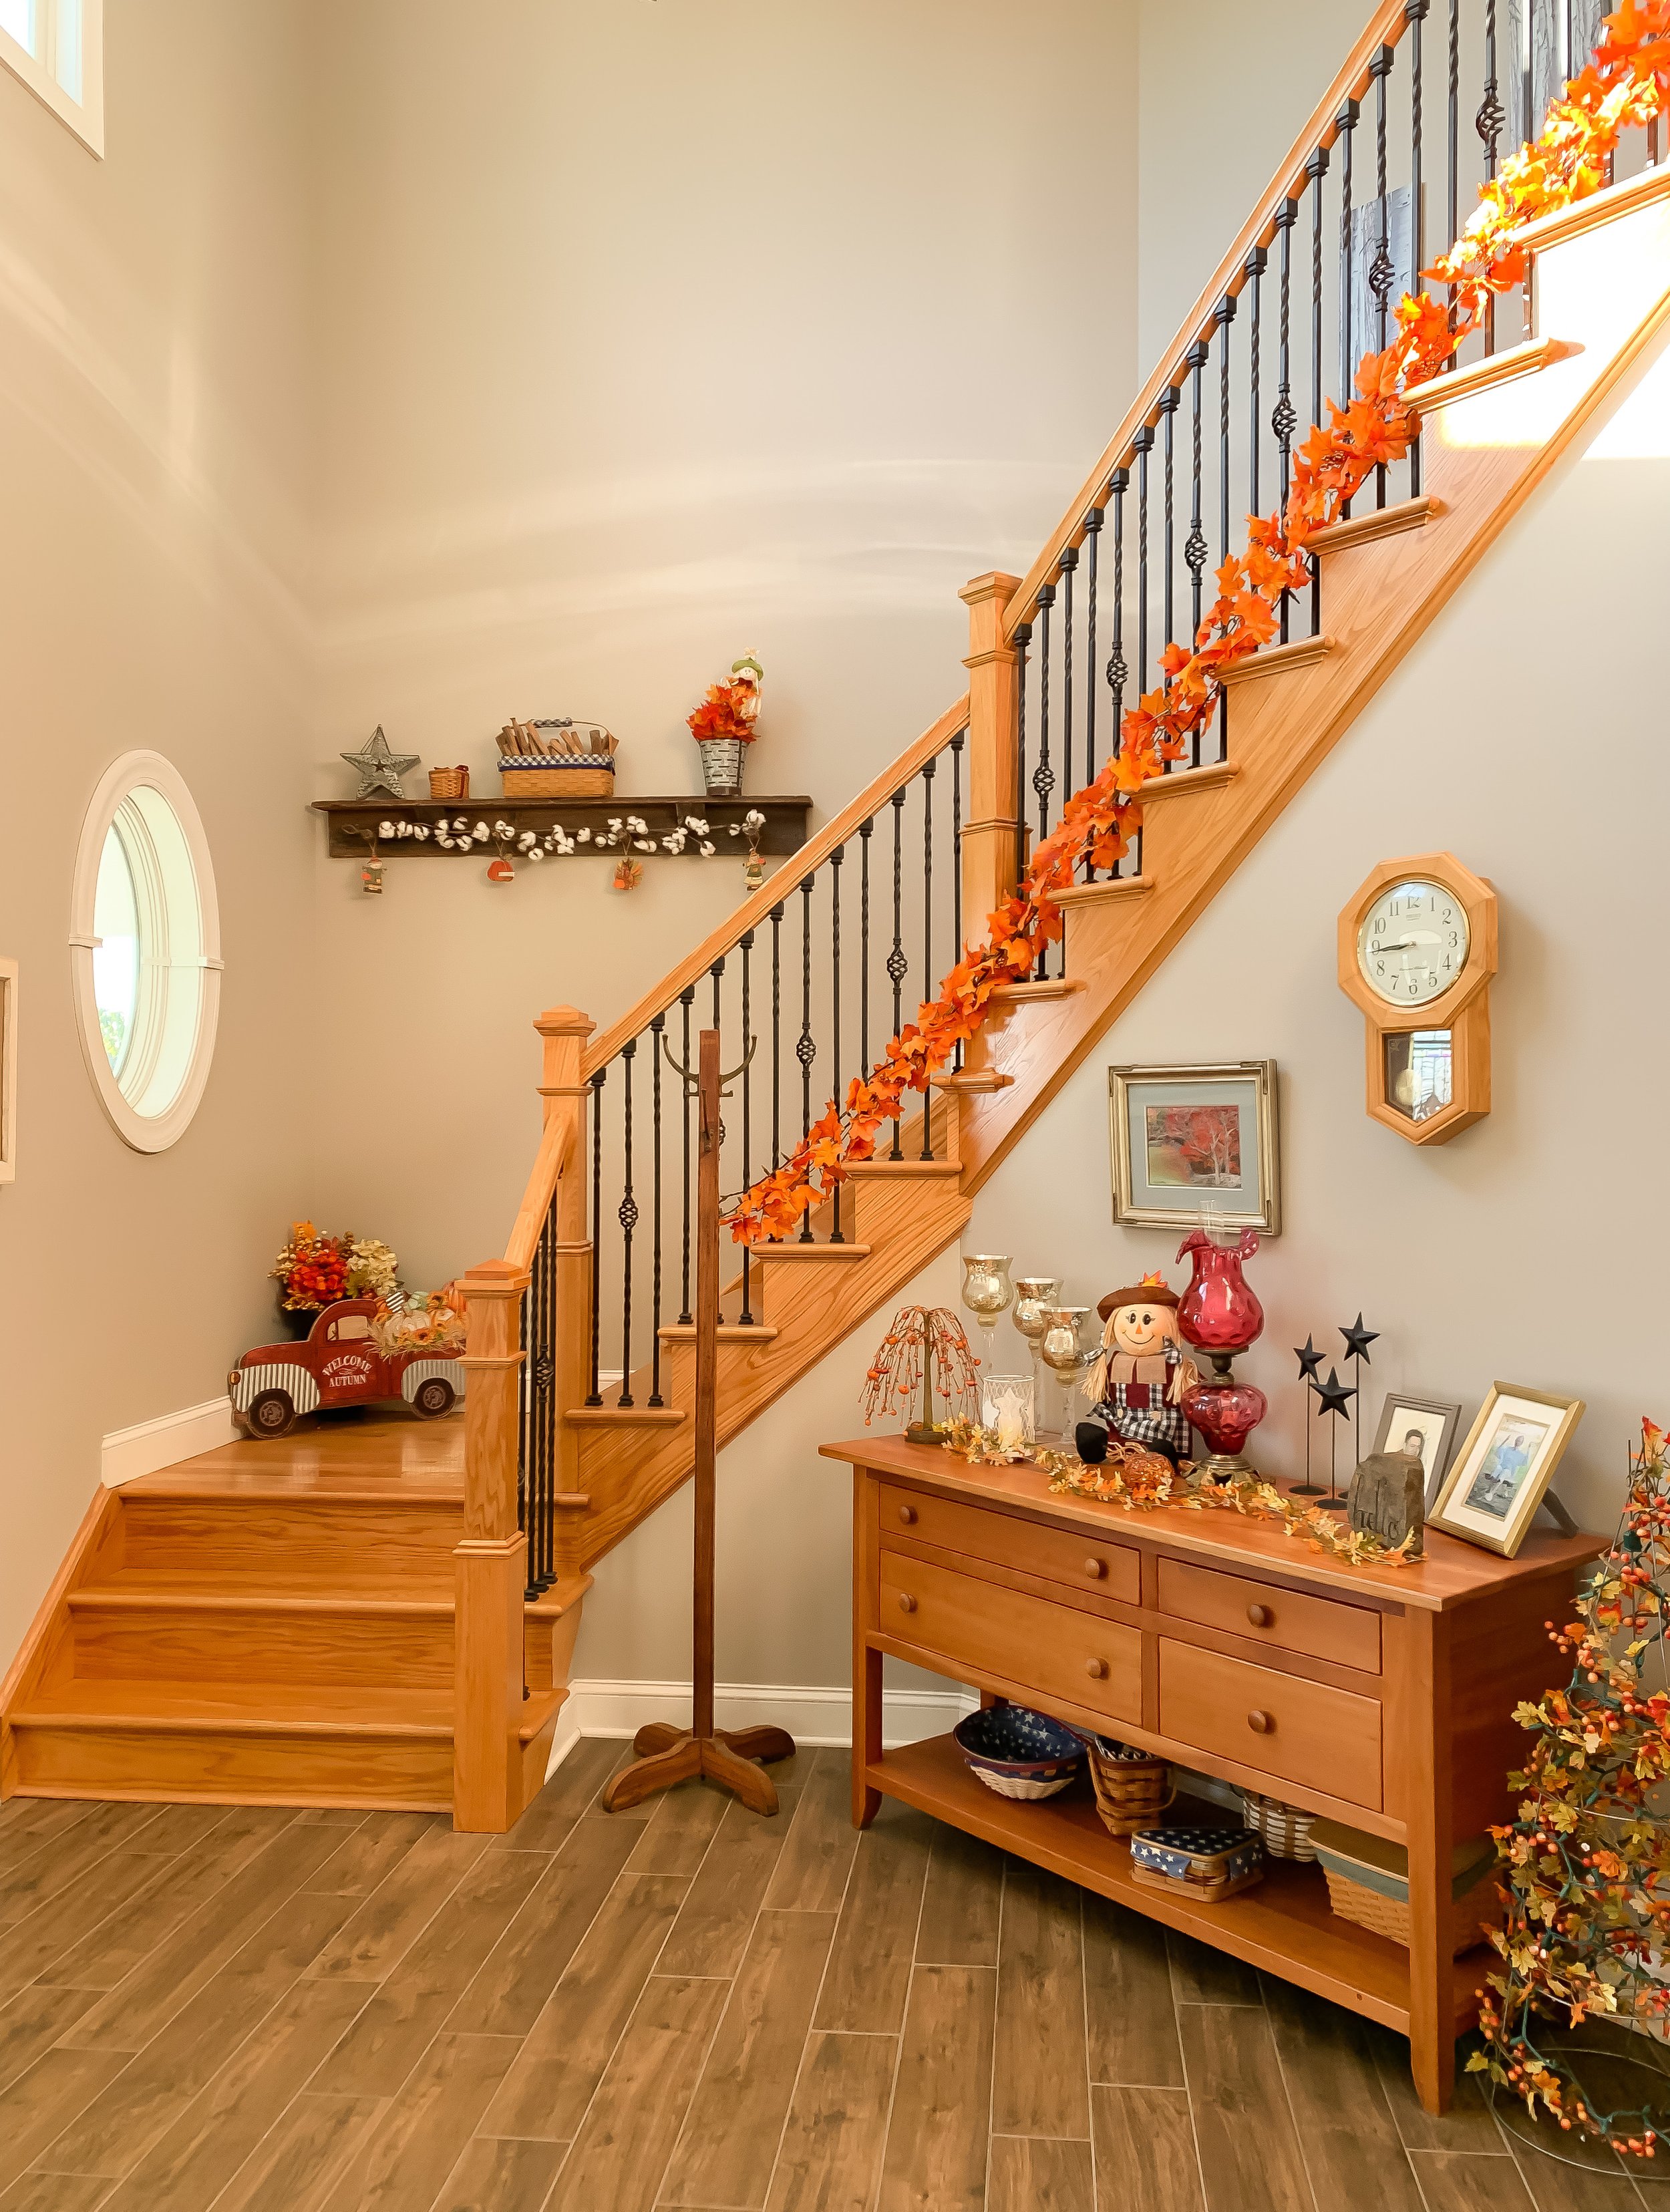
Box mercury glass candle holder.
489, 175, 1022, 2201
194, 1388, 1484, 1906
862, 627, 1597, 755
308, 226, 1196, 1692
1012, 1276, 1061, 1422
960, 1254, 1014, 1364
1038, 1305, 1092, 1438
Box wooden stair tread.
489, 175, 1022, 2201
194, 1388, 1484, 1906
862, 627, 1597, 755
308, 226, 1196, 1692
1054, 873, 1156, 909
1307, 494, 1440, 556
12, 1678, 565, 1746
751, 1241, 872, 1261
66, 1579, 455, 1617
656, 1323, 780, 1341
564, 1404, 687, 1428
124, 1476, 464, 1503
842, 1158, 964, 1178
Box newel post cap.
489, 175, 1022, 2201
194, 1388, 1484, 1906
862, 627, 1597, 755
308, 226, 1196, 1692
534, 1005, 596, 1038
959, 571, 1021, 609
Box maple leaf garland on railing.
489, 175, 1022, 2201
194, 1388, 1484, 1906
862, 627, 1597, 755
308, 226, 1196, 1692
726, 5, 1670, 1247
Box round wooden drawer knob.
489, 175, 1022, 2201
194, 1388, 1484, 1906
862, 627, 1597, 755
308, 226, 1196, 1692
898, 1593, 918, 1614
897, 1505, 917, 1525
1083, 1557, 1106, 1579
1086, 1657, 1108, 1680
1247, 1709, 1274, 1734
1246, 1603, 1273, 1628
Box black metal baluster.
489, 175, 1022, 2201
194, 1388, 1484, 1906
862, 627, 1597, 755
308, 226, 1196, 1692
738, 937, 755, 1316
1448, 0, 1460, 308
1134, 425, 1153, 690
768, 905, 784, 1209
1059, 546, 1077, 818
711, 956, 722, 1032
858, 820, 872, 1076
1371, 44, 1396, 508
1308, 143, 1329, 633
649, 1012, 665, 1403
1216, 293, 1234, 571
587, 1066, 605, 1403
1337, 97, 1359, 520
1480, 0, 1504, 353
1246, 245, 1265, 527
798, 878, 816, 1233
1160, 386, 1178, 656
1273, 198, 1297, 641
1016, 620, 1030, 853
540, 1203, 556, 1587
1083, 507, 1102, 793
517, 1245, 530, 1567
616, 1038, 637, 1406
1106, 468, 1130, 870
1409, 0, 1428, 496
828, 856, 844, 1237
888, 792, 905, 1160
919, 763, 935, 1152
1184, 339, 1208, 649
950, 734, 965, 1069
678, 988, 693, 1315
1033, 581, 1055, 836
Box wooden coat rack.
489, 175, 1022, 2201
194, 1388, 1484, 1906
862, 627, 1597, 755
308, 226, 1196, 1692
602, 1028, 796, 1814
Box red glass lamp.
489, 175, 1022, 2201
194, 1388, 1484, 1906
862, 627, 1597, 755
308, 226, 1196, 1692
1176, 1225, 1267, 1480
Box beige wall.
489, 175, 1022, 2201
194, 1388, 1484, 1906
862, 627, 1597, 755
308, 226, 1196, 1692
303, 0, 1142, 1287
0, 1, 318, 1662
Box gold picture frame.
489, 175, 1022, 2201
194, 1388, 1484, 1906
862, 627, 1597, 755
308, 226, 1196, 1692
1107, 1061, 1281, 1235
1427, 1383, 1584, 1557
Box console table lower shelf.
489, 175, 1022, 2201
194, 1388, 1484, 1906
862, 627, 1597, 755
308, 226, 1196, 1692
867, 1732, 1484, 2039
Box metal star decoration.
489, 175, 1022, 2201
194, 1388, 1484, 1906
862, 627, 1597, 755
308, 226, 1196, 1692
341, 726, 420, 800
1339, 1313, 1379, 1365
1294, 1335, 1325, 1384
1312, 1366, 1357, 1421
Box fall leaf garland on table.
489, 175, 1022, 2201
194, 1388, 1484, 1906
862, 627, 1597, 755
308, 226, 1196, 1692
1471, 1418, 1670, 2161
725, 6, 1670, 1249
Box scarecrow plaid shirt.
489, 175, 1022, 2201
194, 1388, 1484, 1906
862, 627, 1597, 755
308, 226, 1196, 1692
1086, 1346, 1190, 1459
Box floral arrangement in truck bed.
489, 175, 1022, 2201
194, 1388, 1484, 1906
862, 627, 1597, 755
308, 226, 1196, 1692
724, 5, 1670, 1247
271, 1221, 399, 1317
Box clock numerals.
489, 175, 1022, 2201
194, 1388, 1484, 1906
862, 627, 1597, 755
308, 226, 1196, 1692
1357, 879, 1470, 1008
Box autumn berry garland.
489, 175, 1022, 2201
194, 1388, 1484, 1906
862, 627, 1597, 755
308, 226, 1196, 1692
727, 4, 1670, 1248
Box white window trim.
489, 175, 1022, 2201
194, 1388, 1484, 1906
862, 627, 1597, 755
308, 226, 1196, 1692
0, 1, 104, 159
71, 752, 221, 1153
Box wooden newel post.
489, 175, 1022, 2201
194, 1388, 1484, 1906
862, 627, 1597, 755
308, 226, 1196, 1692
958, 571, 1023, 931
454, 1257, 530, 1833
535, 1005, 597, 1568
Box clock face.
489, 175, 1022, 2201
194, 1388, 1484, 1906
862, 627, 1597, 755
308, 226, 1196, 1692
1356, 879, 1470, 1006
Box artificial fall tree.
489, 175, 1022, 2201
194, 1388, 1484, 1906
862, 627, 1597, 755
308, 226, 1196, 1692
1474, 1418, 1670, 2160
861, 1307, 979, 1443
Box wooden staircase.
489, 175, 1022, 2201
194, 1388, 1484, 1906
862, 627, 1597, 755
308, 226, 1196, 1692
6, 3, 1670, 1831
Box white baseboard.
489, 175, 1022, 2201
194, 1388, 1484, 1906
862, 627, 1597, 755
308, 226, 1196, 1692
547, 1676, 978, 1772
102, 1398, 237, 1487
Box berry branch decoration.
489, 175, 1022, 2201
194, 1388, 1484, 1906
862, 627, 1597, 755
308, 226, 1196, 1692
1472, 1417, 1670, 2159
725, 6, 1669, 1247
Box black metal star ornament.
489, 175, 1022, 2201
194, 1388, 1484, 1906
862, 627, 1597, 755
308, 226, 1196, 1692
1294, 1335, 1325, 1384
1339, 1313, 1379, 1365
341, 725, 420, 800
1313, 1366, 1357, 1420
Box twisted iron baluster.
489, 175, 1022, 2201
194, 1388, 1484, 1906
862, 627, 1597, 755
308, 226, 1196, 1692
1033, 582, 1056, 839
1015, 621, 1032, 896
798, 881, 815, 1235
1246, 246, 1265, 526
1307, 144, 1329, 635
1134, 426, 1152, 693
1370, 44, 1396, 509
616, 1038, 637, 1406
1083, 506, 1102, 795
888, 792, 906, 1160
649, 1012, 665, 1403
586, 1066, 605, 1404
1106, 468, 1130, 875
1184, 338, 1208, 647
1409, 1, 1428, 497
1059, 545, 1077, 827
768, 907, 783, 1233
828, 855, 844, 1235
919, 763, 935, 1153
1448, 0, 1460, 314
858, 820, 872, 1078
678, 988, 693, 1315
1273, 200, 1297, 641
949, 735, 965, 1068
1159, 387, 1178, 663
1337, 98, 1359, 521
1480, 0, 1504, 353
738, 935, 755, 1315
1216, 293, 1234, 570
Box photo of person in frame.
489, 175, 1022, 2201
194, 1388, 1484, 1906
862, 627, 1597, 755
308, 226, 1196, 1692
1463, 1412, 1551, 1519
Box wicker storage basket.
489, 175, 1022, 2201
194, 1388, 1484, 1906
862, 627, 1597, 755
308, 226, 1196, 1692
1238, 1790, 1319, 1862
1130, 1824, 1265, 1904
1088, 1738, 1175, 1838
1311, 1816, 1497, 1956
429, 766, 470, 800
499, 760, 615, 798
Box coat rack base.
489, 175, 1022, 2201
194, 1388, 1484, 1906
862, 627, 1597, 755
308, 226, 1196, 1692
602, 1720, 797, 1816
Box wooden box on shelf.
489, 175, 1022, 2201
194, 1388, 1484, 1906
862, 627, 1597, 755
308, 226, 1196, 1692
826, 1432, 1602, 2118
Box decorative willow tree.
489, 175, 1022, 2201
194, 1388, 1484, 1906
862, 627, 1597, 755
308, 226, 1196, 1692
1474, 1420, 1670, 2160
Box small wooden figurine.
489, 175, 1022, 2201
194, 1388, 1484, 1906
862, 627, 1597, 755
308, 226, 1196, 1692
1347, 1434, 1427, 1557
1077, 1273, 1200, 1468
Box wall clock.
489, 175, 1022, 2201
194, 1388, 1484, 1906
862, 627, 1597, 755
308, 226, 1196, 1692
1337, 853, 1497, 1146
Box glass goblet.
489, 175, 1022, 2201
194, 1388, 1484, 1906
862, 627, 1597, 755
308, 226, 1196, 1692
960, 1254, 1014, 1372
1039, 1305, 1092, 1439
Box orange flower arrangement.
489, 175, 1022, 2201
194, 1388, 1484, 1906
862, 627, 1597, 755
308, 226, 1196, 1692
687, 677, 759, 746
726, 6, 1669, 1246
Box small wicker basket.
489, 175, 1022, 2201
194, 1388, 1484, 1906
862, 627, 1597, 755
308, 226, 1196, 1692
1087, 1738, 1174, 1838
1320, 1863, 1495, 1956
429, 766, 470, 800
1238, 1790, 1319, 1862
1312, 1815, 1497, 1956
499, 759, 615, 799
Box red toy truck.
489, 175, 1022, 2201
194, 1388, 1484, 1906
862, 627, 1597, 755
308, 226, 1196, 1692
228, 1296, 465, 1437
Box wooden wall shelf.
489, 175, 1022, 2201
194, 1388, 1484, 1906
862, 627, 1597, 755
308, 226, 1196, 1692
312, 795, 814, 860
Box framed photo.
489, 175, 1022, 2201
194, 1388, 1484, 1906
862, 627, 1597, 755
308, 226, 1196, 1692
0, 957, 14, 1184
1107, 1061, 1280, 1235
1428, 1384, 1584, 1557
1371, 1392, 1462, 1510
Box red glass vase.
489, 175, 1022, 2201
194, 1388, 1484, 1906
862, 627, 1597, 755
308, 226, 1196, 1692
1176, 1227, 1266, 1478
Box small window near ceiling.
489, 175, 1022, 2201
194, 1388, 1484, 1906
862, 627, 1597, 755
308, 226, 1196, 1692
0, 0, 102, 156
71, 754, 221, 1152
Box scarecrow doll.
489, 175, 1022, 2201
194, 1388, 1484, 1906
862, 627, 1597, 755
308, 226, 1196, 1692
1077, 1272, 1199, 1468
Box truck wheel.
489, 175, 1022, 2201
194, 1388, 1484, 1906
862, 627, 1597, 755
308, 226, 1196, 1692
246, 1389, 298, 1438
411, 1377, 456, 1418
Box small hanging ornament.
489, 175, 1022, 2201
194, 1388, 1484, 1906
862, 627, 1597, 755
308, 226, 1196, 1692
359, 858, 385, 895
611, 858, 644, 893
486, 856, 514, 885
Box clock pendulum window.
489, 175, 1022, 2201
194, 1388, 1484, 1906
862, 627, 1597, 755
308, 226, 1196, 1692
1337, 853, 1498, 1146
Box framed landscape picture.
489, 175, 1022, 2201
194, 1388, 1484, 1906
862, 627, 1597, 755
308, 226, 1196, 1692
1428, 1384, 1584, 1557
1107, 1061, 1280, 1235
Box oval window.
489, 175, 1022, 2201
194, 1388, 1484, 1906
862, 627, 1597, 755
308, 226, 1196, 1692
71, 753, 221, 1150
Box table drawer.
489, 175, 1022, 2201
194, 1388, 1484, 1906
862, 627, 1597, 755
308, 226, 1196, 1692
879, 1551, 1142, 1728
879, 1483, 1139, 1606
1158, 1558, 1381, 1674
1157, 1638, 1382, 1810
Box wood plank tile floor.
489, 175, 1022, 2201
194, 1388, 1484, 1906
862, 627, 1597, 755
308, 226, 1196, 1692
0, 1742, 1653, 2212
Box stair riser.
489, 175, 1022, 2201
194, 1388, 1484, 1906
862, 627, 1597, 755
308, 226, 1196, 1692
7, 1723, 454, 1810
118, 1499, 464, 1579
68, 1605, 456, 1690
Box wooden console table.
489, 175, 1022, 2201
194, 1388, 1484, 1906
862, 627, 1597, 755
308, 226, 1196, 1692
826, 1434, 1603, 2114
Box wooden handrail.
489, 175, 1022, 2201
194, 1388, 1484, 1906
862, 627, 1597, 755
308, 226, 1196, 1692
505, 1111, 572, 1272
582, 694, 971, 1078
1001, 0, 1411, 641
